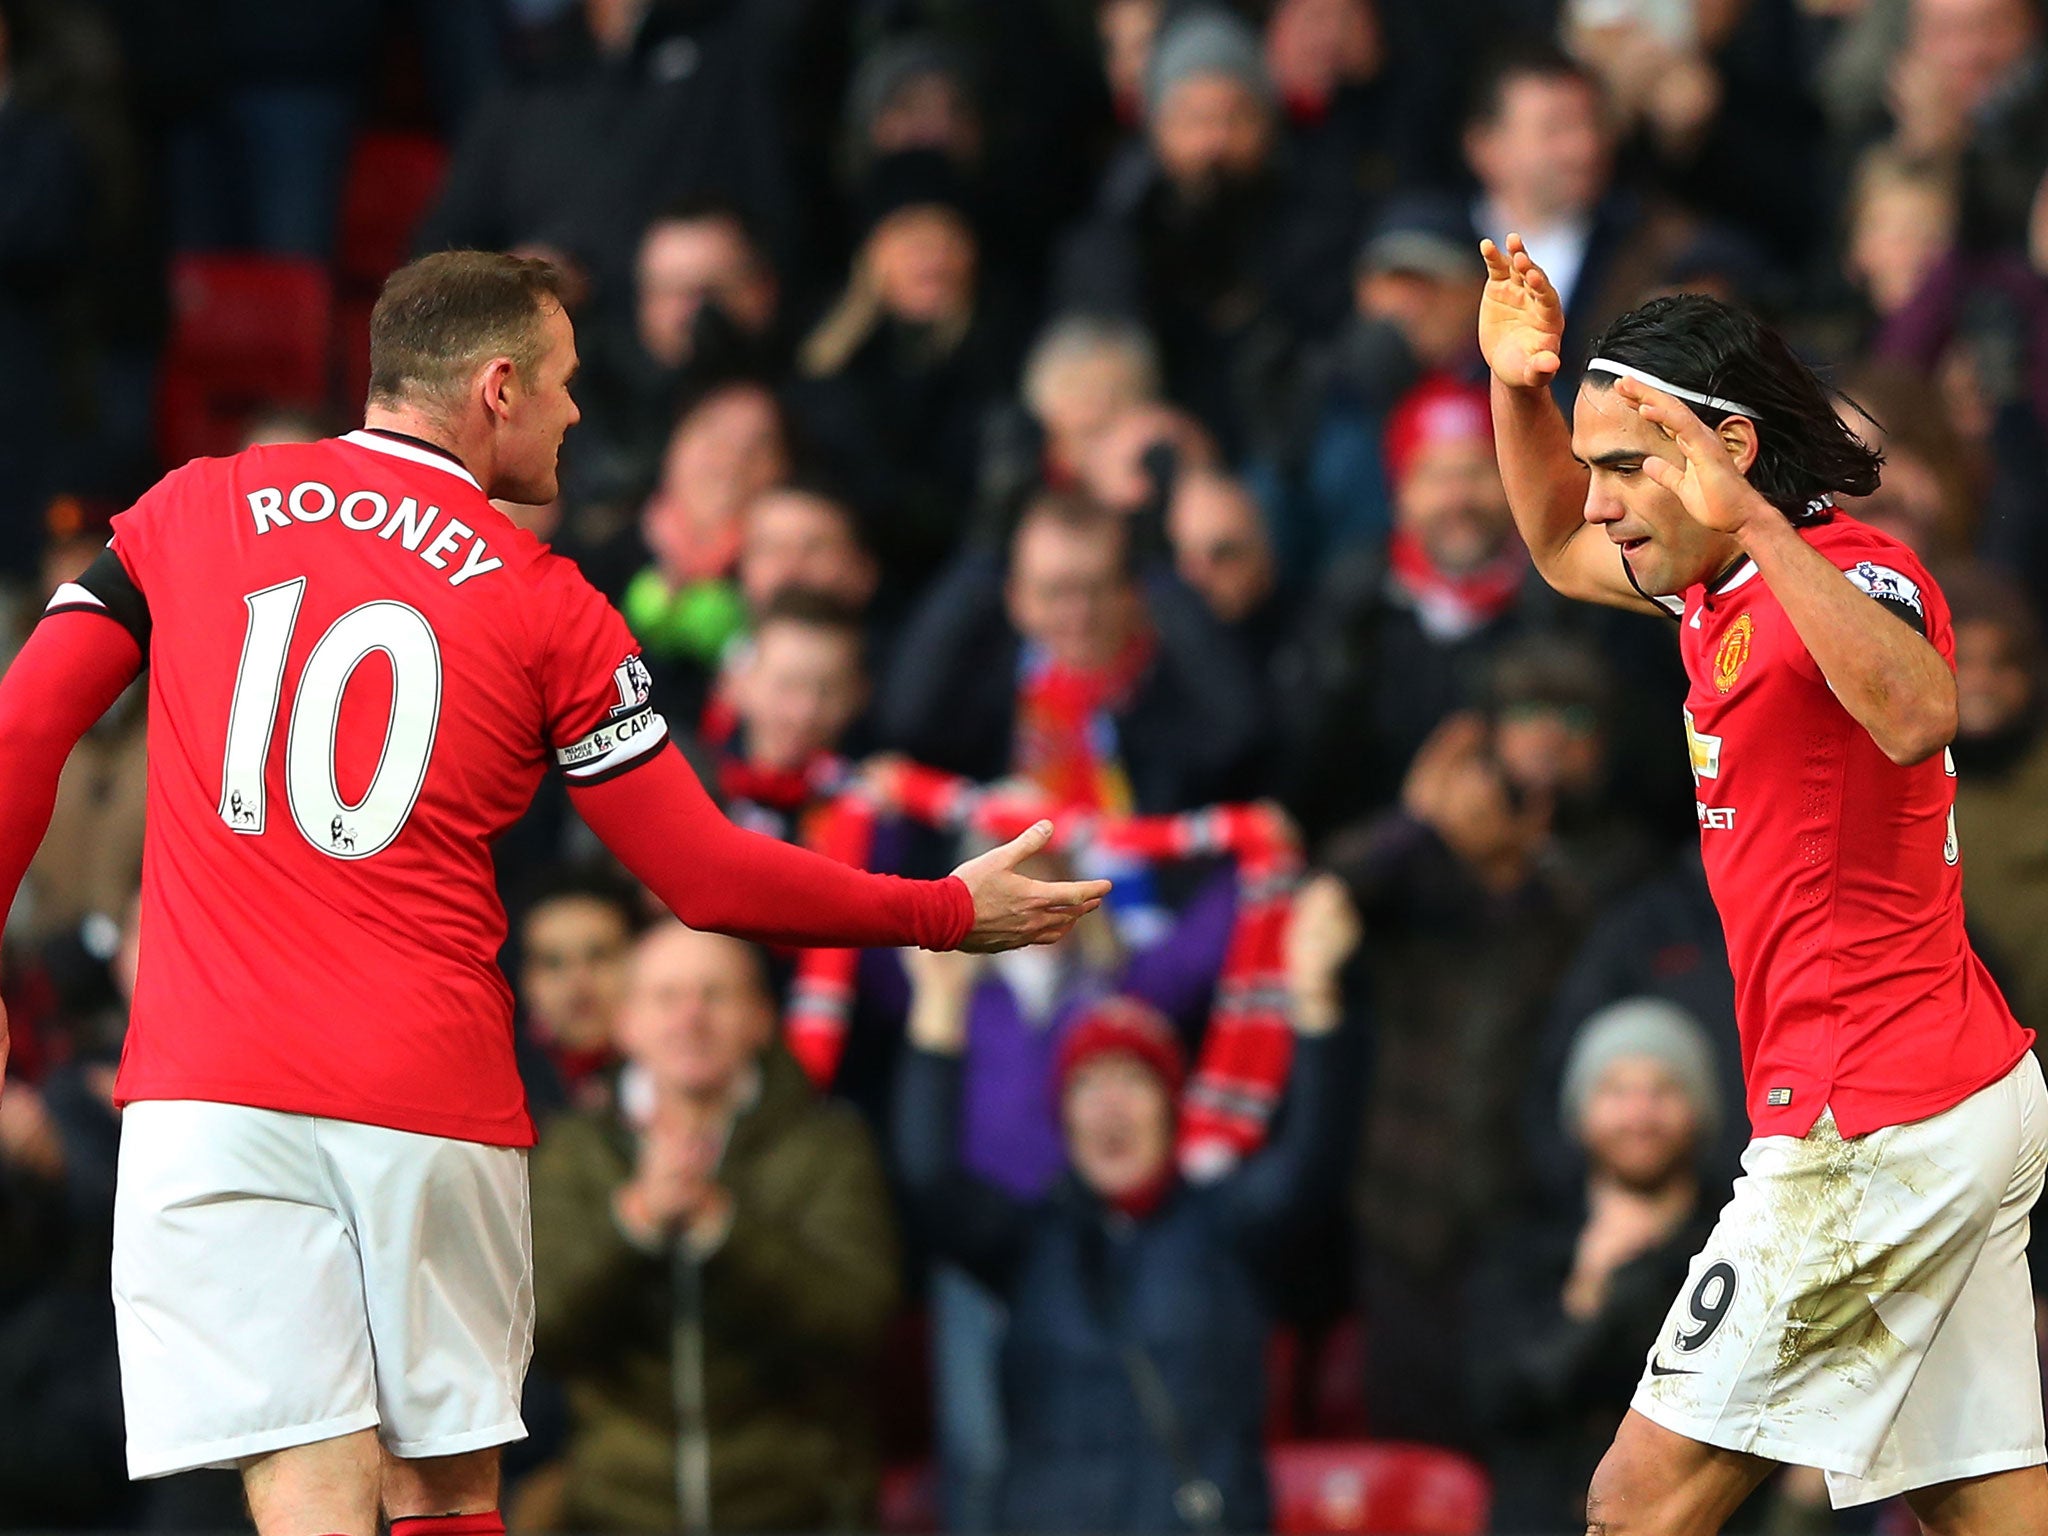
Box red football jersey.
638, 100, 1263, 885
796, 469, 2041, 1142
91, 430, 672, 1146
1654, 511, 2032, 1138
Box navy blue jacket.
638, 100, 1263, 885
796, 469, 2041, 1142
895, 1035, 1345, 1534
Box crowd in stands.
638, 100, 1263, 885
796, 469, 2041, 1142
3, 0, 2048, 1531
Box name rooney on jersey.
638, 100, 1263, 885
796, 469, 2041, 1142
246, 481, 506, 588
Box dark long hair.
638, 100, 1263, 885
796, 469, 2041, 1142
1584, 295, 1884, 522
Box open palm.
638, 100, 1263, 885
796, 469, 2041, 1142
1479, 235, 1566, 389
1613, 377, 1767, 535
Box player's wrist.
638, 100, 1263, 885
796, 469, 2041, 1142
1728, 492, 1791, 547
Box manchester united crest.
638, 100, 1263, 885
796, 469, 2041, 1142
1714, 614, 1753, 694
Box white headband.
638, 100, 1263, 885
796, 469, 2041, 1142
1585, 358, 1760, 421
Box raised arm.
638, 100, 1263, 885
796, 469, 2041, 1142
569, 746, 1110, 951
0, 611, 147, 1094
1619, 378, 1957, 765
1480, 236, 1661, 615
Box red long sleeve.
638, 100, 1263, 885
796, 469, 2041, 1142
569, 745, 975, 951
0, 612, 146, 920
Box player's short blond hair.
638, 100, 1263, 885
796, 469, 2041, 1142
366, 250, 566, 411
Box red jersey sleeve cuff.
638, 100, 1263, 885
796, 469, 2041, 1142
919, 875, 975, 951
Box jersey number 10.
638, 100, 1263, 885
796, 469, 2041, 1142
217, 578, 442, 860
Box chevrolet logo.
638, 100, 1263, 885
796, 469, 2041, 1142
1685, 709, 1721, 783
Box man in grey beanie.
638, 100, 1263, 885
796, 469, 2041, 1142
1559, 995, 1722, 1153
1470, 996, 1722, 1533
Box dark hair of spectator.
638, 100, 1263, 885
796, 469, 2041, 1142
1583, 295, 1885, 522
751, 473, 874, 550
513, 861, 645, 938
1009, 489, 1134, 575
367, 251, 566, 411
644, 193, 764, 254
1466, 40, 1600, 128
753, 585, 869, 653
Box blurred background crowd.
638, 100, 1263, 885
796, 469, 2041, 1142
2, 0, 2047, 1531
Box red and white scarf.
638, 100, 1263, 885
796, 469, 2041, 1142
880, 761, 1304, 1178
1385, 527, 1526, 642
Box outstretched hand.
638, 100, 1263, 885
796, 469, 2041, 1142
1613, 377, 1771, 537
950, 820, 1112, 953
1478, 234, 1566, 389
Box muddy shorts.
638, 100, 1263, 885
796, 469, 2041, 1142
1633, 1053, 2048, 1507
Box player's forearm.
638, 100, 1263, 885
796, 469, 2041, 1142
1739, 511, 1957, 764
0, 614, 144, 918
1492, 377, 1597, 592
571, 748, 975, 949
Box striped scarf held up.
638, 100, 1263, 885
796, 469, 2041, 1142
882, 761, 1304, 1178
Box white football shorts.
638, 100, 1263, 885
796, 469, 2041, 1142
113, 1100, 534, 1479
1633, 1052, 2048, 1507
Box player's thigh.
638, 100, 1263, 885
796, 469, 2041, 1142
318, 1119, 534, 1459
115, 1101, 379, 1477
379, 1445, 502, 1518
1587, 1410, 1774, 1536
1905, 1465, 2048, 1536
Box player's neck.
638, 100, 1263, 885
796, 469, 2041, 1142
361, 404, 484, 481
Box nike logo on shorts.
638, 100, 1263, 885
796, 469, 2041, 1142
1649, 1357, 1699, 1377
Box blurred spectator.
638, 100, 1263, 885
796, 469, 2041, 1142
1264, 0, 1437, 200
843, 33, 982, 179
1844, 148, 1960, 325
1072, 401, 1222, 526
1833, 364, 1980, 561
1486, 633, 1660, 909
238, 405, 331, 449
1947, 562, 2048, 1034
1465, 44, 1729, 382
514, 864, 640, 1122
903, 840, 1241, 1531
570, 199, 783, 505
1328, 713, 1583, 1446
1098, 0, 1166, 129
1164, 468, 1292, 681
1283, 376, 1550, 844
1563, 0, 1823, 262
1054, 3, 1362, 455
1470, 998, 1721, 1534
531, 922, 901, 1531
736, 482, 881, 619
0, 889, 133, 1527
711, 589, 872, 833
420, 0, 809, 304
791, 149, 1021, 591
1248, 194, 1487, 577
878, 490, 1267, 813
893, 873, 1355, 1535
617, 380, 791, 715
0, 2, 91, 584
979, 313, 1164, 536
1525, 848, 1748, 1205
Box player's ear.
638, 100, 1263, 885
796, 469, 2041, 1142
1718, 416, 1760, 476
478, 355, 520, 422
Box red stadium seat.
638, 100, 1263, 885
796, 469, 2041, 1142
877, 1459, 938, 1536
336, 131, 448, 289
334, 132, 449, 412
157, 255, 334, 468
1268, 1440, 1491, 1536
